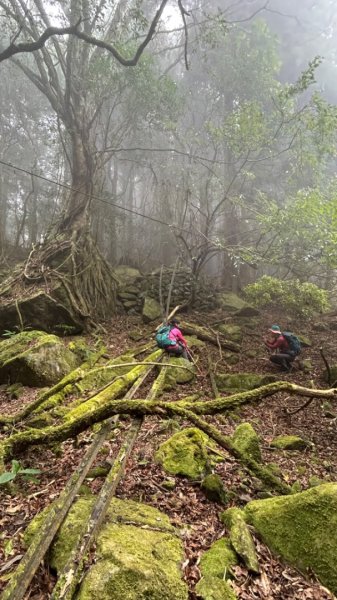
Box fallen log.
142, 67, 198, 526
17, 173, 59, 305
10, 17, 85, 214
50, 365, 168, 599
181, 321, 241, 353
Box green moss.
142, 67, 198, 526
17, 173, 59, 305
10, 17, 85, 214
142, 297, 162, 322
231, 423, 261, 462
215, 293, 249, 312
199, 538, 238, 580
164, 357, 196, 388
155, 428, 223, 480
24, 497, 95, 572
0, 330, 81, 387
221, 508, 259, 574
215, 372, 277, 393
245, 483, 337, 594
270, 435, 310, 451
200, 475, 228, 505
195, 576, 237, 600
217, 324, 243, 344
185, 335, 205, 348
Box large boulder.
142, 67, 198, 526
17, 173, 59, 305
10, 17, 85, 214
164, 357, 196, 388
155, 428, 223, 480
25, 496, 188, 600
216, 292, 250, 312
0, 330, 81, 386
215, 372, 277, 393
142, 297, 162, 322
114, 265, 143, 287
217, 324, 243, 344
245, 483, 337, 594
0, 289, 84, 336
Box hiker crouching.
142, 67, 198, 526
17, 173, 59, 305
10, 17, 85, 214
263, 324, 300, 372
156, 318, 190, 360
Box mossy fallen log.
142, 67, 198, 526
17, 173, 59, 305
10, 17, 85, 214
180, 321, 241, 353
0, 421, 114, 600
51, 366, 168, 599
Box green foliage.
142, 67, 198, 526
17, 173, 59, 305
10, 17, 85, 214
243, 276, 329, 317
0, 460, 41, 485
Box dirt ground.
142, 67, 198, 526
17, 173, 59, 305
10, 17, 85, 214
1, 310, 336, 599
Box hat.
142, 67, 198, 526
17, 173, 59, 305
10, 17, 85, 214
170, 317, 179, 325
269, 324, 281, 334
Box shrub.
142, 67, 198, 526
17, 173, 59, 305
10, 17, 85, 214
243, 276, 329, 318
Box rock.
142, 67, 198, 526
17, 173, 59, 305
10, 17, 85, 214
221, 508, 259, 574
114, 265, 143, 286
216, 292, 250, 312
217, 324, 243, 344
223, 353, 240, 365
196, 576, 237, 600
185, 335, 205, 348
142, 297, 162, 322
0, 289, 84, 336
232, 423, 261, 462
26, 496, 187, 600
270, 435, 310, 451
118, 292, 139, 300
245, 483, 337, 594
164, 357, 195, 388
201, 474, 228, 505
297, 335, 312, 348
298, 359, 312, 372
6, 382, 24, 399
312, 322, 329, 331
123, 300, 138, 309
199, 537, 238, 580
215, 372, 277, 393
0, 330, 81, 386
155, 428, 223, 480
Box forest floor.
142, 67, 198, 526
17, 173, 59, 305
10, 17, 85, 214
1, 310, 337, 599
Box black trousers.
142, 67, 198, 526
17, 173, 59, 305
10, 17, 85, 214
165, 343, 189, 360
270, 352, 295, 371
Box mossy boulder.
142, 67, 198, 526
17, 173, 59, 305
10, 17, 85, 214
223, 353, 240, 366
185, 335, 205, 348
142, 297, 162, 322
155, 428, 223, 480
25, 496, 187, 600
215, 372, 276, 393
164, 357, 196, 388
216, 293, 250, 312
114, 266, 143, 286
199, 538, 238, 580
297, 335, 312, 348
231, 423, 261, 462
195, 576, 237, 600
270, 435, 310, 451
201, 474, 228, 505
0, 330, 81, 386
245, 483, 337, 594
221, 508, 259, 574
217, 324, 243, 344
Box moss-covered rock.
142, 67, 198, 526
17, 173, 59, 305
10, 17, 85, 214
0, 330, 81, 386
142, 297, 162, 322
199, 538, 238, 580
231, 423, 261, 462
201, 474, 228, 505
195, 576, 237, 600
245, 483, 337, 594
164, 357, 196, 388
297, 335, 312, 348
298, 359, 312, 372
217, 324, 243, 344
185, 335, 205, 348
223, 353, 240, 366
78, 499, 187, 600
215, 372, 277, 393
221, 508, 259, 574
270, 435, 310, 451
155, 428, 223, 480
215, 293, 250, 312
114, 266, 143, 286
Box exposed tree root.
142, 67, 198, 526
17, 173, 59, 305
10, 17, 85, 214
181, 321, 240, 353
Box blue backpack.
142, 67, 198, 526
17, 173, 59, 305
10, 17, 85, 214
283, 331, 301, 356
155, 325, 176, 349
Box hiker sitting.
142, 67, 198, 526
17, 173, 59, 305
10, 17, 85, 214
165, 318, 190, 360
263, 324, 298, 372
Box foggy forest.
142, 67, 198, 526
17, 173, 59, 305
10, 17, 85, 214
1, 1, 337, 599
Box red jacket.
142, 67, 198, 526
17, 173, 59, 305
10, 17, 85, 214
266, 335, 289, 352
